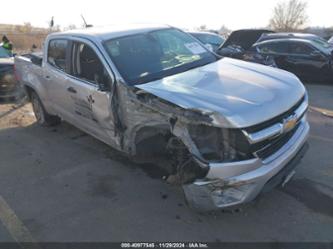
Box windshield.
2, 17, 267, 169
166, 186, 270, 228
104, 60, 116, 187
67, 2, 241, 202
104, 28, 217, 85
310, 40, 333, 54
312, 38, 331, 49
0, 46, 10, 58
192, 33, 224, 46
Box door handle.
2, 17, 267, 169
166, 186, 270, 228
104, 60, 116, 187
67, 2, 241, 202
67, 87, 77, 94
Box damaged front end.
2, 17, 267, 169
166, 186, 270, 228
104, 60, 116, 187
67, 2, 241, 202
124, 89, 256, 210
183, 110, 309, 210
178, 123, 261, 210
124, 87, 309, 211
123, 88, 218, 184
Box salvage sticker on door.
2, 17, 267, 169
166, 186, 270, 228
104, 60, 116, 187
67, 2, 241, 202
184, 42, 206, 54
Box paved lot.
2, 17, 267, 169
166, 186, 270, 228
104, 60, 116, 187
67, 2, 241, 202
0, 84, 332, 243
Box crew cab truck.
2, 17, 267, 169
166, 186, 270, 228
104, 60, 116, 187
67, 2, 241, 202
15, 24, 309, 210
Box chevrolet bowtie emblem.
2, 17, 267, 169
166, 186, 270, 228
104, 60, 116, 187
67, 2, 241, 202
282, 114, 298, 133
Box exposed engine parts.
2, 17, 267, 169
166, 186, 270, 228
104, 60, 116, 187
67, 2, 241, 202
165, 137, 208, 185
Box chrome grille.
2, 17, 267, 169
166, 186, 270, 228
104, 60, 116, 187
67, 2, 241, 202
243, 95, 307, 160
245, 96, 305, 133
254, 123, 300, 159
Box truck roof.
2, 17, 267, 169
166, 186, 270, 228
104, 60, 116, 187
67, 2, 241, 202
48, 24, 171, 41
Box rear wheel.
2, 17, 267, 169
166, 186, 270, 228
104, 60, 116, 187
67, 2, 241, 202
30, 91, 61, 126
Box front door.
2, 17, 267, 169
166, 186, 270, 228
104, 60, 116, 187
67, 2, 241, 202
66, 40, 118, 147
286, 41, 327, 80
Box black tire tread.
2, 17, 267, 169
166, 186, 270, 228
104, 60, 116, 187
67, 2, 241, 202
31, 91, 61, 126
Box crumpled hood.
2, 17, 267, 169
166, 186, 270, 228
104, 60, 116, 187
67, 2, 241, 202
136, 58, 306, 128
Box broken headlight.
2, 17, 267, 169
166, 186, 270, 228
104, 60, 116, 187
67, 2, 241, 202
188, 125, 253, 162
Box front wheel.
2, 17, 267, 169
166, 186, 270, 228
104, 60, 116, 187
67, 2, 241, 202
30, 91, 61, 126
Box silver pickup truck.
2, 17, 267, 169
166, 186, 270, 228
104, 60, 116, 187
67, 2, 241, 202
15, 24, 309, 210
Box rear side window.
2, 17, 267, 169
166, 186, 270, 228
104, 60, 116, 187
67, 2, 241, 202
257, 42, 288, 54
47, 39, 68, 71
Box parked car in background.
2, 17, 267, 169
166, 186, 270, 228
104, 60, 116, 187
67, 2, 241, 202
217, 29, 277, 67
251, 38, 333, 82
257, 32, 333, 49
217, 29, 333, 82
0, 46, 20, 100
15, 24, 309, 210
189, 31, 225, 52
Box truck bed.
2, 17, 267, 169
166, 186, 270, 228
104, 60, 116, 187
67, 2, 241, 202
14, 53, 44, 91
19, 52, 43, 66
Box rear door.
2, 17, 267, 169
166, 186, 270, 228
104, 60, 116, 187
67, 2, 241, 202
44, 38, 74, 121
66, 38, 118, 146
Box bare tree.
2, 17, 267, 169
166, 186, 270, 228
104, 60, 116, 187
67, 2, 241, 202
269, 0, 308, 32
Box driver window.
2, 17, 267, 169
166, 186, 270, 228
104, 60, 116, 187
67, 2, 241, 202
289, 42, 314, 55
71, 42, 112, 87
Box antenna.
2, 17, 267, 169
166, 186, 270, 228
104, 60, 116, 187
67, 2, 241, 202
81, 15, 93, 28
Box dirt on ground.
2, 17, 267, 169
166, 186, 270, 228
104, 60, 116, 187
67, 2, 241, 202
0, 100, 35, 128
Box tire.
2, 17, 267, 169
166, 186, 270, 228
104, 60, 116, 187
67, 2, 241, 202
30, 91, 61, 126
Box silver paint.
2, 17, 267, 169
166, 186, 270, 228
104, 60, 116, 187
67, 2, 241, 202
137, 57, 306, 128
15, 26, 310, 210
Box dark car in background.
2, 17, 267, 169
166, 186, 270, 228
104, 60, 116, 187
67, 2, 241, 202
189, 31, 225, 52
251, 38, 333, 82
217, 29, 333, 82
0, 47, 19, 100
216, 29, 277, 67
257, 32, 333, 49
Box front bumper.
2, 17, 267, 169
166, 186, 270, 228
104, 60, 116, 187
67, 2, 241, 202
183, 118, 310, 210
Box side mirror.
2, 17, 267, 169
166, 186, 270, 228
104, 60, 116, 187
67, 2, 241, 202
98, 71, 112, 92
30, 56, 42, 65
98, 81, 111, 92
30, 57, 37, 64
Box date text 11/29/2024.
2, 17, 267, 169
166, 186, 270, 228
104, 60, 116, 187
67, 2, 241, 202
120, 242, 208, 248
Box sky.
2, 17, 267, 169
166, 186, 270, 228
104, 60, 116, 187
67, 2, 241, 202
1, 0, 332, 30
